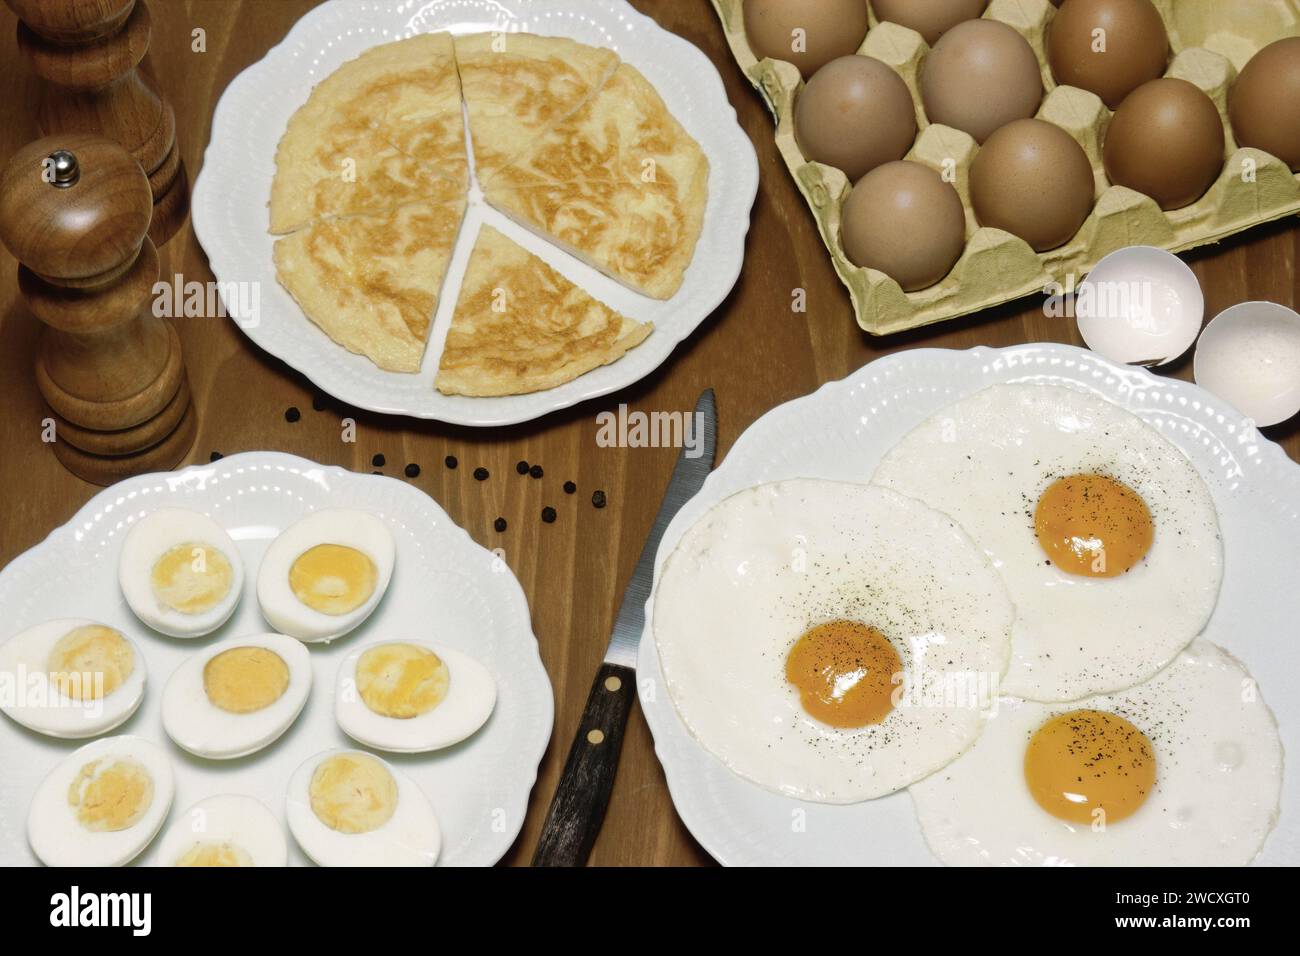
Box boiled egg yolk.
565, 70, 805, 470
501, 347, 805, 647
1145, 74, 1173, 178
1034, 474, 1153, 577
289, 544, 376, 615
356, 643, 450, 719
67, 758, 154, 832
175, 841, 253, 866
309, 753, 397, 834
203, 646, 290, 714
151, 543, 234, 614
1023, 709, 1156, 826
47, 625, 134, 701
785, 620, 902, 728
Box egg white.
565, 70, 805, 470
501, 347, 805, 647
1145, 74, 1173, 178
156, 794, 288, 866
286, 749, 441, 866
119, 508, 244, 638
872, 383, 1223, 702
0, 618, 146, 738
257, 509, 395, 643
27, 735, 175, 867
653, 479, 1015, 804
335, 641, 496, 753
160, 632, 312, 759
910, 639, 1283, 866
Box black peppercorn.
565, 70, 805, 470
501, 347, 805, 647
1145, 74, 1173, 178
516, 460, 530, 475
494, 517, 507, 532
474, 467, 489, 481
541, 506, 557, 523
284, 406, 301, 423
445, 455, 458, 469
404, 463, 420, 478
563, 481, 576, 494
592, 490, 607, 508
529, 464, 543, 479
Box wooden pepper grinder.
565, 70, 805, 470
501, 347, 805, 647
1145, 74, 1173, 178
0, 132, 195, 484
5, 0, 189, 247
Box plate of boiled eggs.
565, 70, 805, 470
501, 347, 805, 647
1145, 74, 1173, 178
0, 452, 552, 866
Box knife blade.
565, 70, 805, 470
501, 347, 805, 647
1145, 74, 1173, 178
532, 389, 717, 866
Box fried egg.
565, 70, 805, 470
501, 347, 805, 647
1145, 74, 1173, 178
653, 480, 1015, 804
157, 794, 288, 866
335, 641, 496, 752
0, 619, 146, 738
257, 509, 395, 643
286, 750, 441, 866
872, 384, 1223, 702
119, 508, 244, 638
27, 735, 174, 867
910, 640, 1282, 865
161, 632, 312, 759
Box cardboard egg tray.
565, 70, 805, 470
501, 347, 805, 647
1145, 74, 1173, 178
711, 0, 1300, 335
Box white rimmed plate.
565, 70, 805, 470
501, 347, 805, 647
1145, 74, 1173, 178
638, 343, 1300, 866
0, 452, 552, 866
192, 0, 758, 426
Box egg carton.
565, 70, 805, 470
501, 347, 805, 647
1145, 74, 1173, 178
711, 0, 1300, 335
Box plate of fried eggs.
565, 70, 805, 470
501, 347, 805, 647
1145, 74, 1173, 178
0, 452, 552, 866
640, 343, 1295, 866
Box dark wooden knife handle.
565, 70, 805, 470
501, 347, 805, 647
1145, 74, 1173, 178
532, 661, 636, 867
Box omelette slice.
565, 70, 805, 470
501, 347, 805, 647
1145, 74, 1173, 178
485, 64, 709, 299
270, 33, 467, 234
274, 199, 467, 372
454, 33, 619, 184
435, 226, 653, 396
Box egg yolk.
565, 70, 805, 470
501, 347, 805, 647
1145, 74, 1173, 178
67, 758, 154, 832
151, 543, 234, 614
289, 544, 377, 615
203, 646, 290, 713
175, 841, 254, 867
1034, 474, 1153, 577
356, 643, 450, 718
309, 753, 397, 834
785, 620, 902, 728
1024, 709, 1156, 826
47, 625, 134, 701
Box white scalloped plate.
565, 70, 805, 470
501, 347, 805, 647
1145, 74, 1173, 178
0, 452, 552, 866
638, 344, 1300, 866
191, 0, 758, 426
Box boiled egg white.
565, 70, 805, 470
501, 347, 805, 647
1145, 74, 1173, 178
286, 749, 440, 866
119, 508, 244, 638
257, 509, 395, 643
27, 734, 174, 867
157, 794, 288, 866
0, 619, 146, 738
161, 632, 311, 759
335, 641, 496, 753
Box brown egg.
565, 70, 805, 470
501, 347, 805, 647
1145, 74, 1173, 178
920, 20, 1043, 143
970, 118, 1095, 251
841, 161, 967, 291
744, 0, 870, 79
1103, 78, 1225, 210
869, 0, 988, 46
1047, 0, 1169, 109
1230, 37, 1300, 172
796, 56, 917, 181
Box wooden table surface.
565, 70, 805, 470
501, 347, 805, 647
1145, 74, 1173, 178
1, 0, 1297, 867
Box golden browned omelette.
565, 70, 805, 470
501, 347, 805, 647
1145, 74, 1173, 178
274, 200, 467, 373
485, 64, 710, 299
435, 226, 652, 397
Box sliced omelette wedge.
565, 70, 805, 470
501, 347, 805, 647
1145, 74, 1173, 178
484, 64, 709, 299
270, 33, 466, 234
274, 199, 467, 373
435, 226, 653, 396
454, 33, 618, 185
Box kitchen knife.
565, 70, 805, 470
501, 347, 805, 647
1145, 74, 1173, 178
531, 388, 717, 866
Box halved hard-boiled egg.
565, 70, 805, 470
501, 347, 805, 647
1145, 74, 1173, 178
119, 508, 244, 638
161, 633, 312, 759
335, 641, 496, 752
286, 749, 441, 866
0, 619, 146, 738
27, 735, 174, 867
157, 794, 288, 866
257, 510, 395, 643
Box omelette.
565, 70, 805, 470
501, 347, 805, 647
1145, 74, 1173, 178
435, 226, 652, 397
